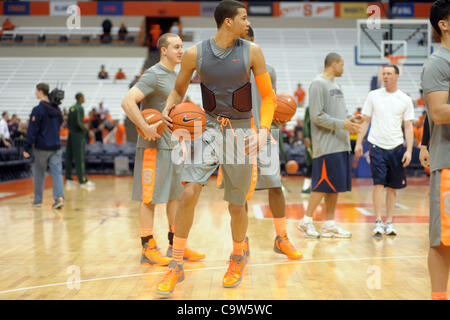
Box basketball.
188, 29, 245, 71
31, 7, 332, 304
136, 108, 165, 137
274, 93, 297, 122
285, 160, 298, 174
169, 102, 206, 140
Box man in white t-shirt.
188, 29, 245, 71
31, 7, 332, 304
0, 111, 11, 148
355, 64, 414, 237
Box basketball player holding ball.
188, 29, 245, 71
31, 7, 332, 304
156, 0, 276, 296
121, 33, 204, 268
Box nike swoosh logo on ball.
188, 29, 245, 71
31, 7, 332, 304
145, 114, 155, 121
182, 116, 201, 123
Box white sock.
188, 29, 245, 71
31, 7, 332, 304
303, 215, 312, 223
324, 220, 336, 227
303, 178, 311, 190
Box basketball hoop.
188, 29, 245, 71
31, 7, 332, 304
384, 55, 406, 74
385, 55, 406, 66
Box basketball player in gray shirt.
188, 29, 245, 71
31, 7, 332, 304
421, 0, 450, 301
298, 53, 361, 239
121, 33, 204, 268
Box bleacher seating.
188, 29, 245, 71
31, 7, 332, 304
0, 27, 431, 125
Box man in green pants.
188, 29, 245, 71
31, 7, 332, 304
65, 93, 95, 187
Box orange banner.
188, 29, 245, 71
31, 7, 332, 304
123, 1, 200, 17
77, 1, 97, 16
30, 2, 49, 16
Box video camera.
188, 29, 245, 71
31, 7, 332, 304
48, 86, 65, 106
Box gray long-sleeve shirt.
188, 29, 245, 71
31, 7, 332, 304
308, 74, 350, 158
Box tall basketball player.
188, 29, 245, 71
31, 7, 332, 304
155, 0, 276, 296
421, 0, 450, 300
297, 53, 361, 238
242, 26, 302, 260
121, 33, 204, 268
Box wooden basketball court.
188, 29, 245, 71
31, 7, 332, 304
0, 175, 438, 300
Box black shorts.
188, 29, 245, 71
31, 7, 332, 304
312, 151, 352, 193
369, 144, 407, 189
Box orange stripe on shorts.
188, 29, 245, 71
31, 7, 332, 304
440, 169, 450, 246
217, 166, 223, 188
142, 148, 157, 204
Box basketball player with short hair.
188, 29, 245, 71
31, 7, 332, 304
298, 53, 361, 238
121, 33, 204, 268
421, 0, 450, 301
241, 26, 302, 260
355, 65, 415, 237
156, 0, 276, 296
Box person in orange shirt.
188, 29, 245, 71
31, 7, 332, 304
416, 89, 426, 107
59, 122, 69, 146
115, 68, 126, 80
2, 19, 15, 31
115, 120, 126, 145
149, 24, 162, 51
294, 83, 305, 108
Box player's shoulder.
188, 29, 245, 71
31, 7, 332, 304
423, 48, 450, 73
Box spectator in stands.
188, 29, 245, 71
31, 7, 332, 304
170, 21, 181, 37
24, 83, 64, 209
294, 83, 306, 108
115, 68, 126, 80
2, 18, 15, 31
98, 65, 109, 79
0, 111, 11, 148
354, 107, 362, 116
101, 19, 113, 44
118, 23, 128, 41
66, 93, 94, 187
115, 120, 126, 145
416, 89, 426, 107
59, 120, 68, 146
294, 118, 303, 138
8, 114, 19, 139
149, 24, 161, 51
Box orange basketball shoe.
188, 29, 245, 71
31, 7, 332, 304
222, 252, 248, 288
166, 245, 206, 262
141, 238, 172, 266
155, 260, 185, 296
274, 232, 303, 260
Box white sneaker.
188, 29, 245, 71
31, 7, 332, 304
321, 223, 352, 238
373, 220, 385, 237
66, 179, 79, 186
80, 180, 95, 188
385, 222, 397, 236
297, 219, 320, 238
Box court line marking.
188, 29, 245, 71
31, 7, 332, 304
356, 207, 373, 216
0, 254, 426, 295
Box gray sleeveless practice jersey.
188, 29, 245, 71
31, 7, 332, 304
196, 38, 252, 119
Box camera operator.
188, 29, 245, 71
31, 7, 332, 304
24, 83, 65, 209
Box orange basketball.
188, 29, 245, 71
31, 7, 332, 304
137, 108, 165, 137
274, 93, 297, 122
286, 160, 299, 174
169, 102, 206, 140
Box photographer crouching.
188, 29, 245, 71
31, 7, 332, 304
24, 83, 65, 209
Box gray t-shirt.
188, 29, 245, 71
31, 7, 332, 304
421, 46, 450, 172
251, 63, 276, 128
308, 74, 350, 158
134, 63, 177, 149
